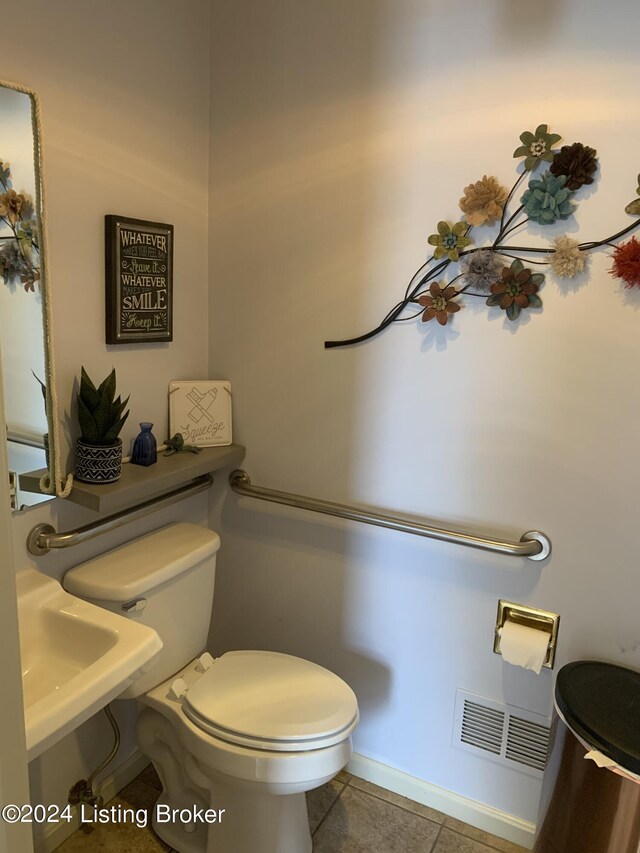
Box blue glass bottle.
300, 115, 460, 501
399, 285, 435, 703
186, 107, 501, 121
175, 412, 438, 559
131, 422, 157, 466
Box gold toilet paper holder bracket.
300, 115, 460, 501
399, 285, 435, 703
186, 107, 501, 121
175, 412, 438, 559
493, 600, 560, 670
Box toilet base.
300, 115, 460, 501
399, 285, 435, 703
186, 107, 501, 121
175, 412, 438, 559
151, 781, 312, 853
138, 706, 314, 853
152, 793, 208, 853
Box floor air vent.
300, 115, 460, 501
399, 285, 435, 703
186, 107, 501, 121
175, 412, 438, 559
453, 690, 551, 777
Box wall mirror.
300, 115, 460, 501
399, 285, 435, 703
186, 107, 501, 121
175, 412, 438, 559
0, 81, 67, 508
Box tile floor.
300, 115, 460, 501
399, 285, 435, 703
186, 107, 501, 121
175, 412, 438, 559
57, 765, 528, 853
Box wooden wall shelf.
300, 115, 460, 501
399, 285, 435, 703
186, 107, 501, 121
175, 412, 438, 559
20, 444, 245, 513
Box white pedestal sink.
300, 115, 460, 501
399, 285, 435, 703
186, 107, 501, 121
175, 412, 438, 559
17, 567, 162, 761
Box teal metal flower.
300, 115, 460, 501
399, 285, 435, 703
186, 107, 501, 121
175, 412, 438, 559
427, 221, 472, 262
521, 172, 574, 225
513, 124, 561, 171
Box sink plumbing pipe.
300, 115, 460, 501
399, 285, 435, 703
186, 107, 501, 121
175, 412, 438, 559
68, 704, 121, 834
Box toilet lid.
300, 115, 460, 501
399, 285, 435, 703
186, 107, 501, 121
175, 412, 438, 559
182, 651, 359, 751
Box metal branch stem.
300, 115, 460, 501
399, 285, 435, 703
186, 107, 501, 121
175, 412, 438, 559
324, 207, 640, 348
499, 172, 527, 231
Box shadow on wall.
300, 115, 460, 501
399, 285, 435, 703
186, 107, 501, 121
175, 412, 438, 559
213, 486, 549, 735
209, 0, 390, 720
213, 492, 393, 722
499, 0, 559, 39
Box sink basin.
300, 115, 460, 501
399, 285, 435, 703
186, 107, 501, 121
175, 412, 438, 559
17, 567, 162, 760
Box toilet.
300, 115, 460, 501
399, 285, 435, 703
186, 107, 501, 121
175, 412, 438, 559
63, 523, 358, 853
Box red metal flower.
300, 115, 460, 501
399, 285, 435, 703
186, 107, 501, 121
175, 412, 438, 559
610, 237, 640, 288
417, 282, 461, 325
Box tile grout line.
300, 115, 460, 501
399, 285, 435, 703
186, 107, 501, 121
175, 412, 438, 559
430, 823, 445, 852
441, 825, 525, 853
339, 778, 447, 852
347, 779, 446, 827
345, 776, 524, 852
311, 780, 349, 838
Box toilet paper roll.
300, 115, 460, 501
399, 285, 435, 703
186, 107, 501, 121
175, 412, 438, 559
498, 621, 550, 674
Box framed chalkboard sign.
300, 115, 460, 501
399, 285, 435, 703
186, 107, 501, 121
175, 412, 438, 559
105, 215, 173, 344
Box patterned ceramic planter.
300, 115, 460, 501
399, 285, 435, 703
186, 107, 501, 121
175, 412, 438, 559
75, 438, 122, 484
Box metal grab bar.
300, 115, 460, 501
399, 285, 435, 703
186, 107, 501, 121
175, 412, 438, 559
7, 430, 46, 450
229, 470, 551, 561
27, 474, 213, 556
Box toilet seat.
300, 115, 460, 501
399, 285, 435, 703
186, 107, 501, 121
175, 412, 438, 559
181, 650, 358, 752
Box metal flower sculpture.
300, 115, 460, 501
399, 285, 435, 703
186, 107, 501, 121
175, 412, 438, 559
0, 160, 39, 292
325, 125, 640, 349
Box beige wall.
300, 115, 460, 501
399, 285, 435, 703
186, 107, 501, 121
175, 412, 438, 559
209, 0, 640, 827
1, 1, 211, 847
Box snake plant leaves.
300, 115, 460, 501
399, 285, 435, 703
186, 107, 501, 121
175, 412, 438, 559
98, 368, 117, 403
80, 366, 101, 411
77, 367, 129, 446
77, 394, 99, 444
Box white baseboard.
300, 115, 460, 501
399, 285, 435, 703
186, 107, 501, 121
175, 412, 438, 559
347, 753, 535, 850
34, 749, 149, 853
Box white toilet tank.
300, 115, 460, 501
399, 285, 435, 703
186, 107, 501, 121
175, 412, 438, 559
63, 523, 221, 698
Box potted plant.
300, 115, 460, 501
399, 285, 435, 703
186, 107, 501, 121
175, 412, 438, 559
75, 367, 129, 484
32, 371, 49, 467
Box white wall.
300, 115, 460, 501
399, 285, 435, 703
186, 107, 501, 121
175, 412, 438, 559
209, 0, 640, 823
1, 1, 211, 845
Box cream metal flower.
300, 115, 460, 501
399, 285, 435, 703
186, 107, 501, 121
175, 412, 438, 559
549, 236, 586, 278
459, 176, 509, 227
0, 189, 28, 224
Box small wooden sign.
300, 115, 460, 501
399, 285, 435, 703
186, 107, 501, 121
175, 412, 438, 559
169, 381, 232, 447
105, 215, 173, 344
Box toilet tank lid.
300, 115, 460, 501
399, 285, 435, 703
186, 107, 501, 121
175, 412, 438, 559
63, 523, 220, 601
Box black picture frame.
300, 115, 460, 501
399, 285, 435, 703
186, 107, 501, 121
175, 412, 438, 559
105, 215, 174, 344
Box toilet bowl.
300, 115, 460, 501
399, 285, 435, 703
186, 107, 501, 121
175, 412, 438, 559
63, 523, 359, 853
138, 653, 357, 853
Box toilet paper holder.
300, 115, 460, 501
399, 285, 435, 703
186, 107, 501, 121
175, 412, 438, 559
493, 600, 560, 670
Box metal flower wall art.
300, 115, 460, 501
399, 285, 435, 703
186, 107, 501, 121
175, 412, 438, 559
0, 159, 39, 293
324, 125, 640, 349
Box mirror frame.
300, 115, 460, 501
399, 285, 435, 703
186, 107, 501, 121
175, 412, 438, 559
0, 79, 71, 498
